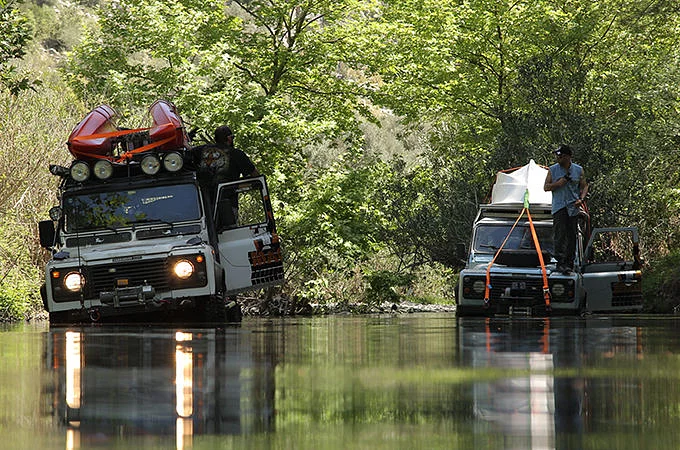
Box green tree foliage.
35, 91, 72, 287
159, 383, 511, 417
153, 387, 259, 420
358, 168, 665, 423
0, 0, 38, 93
281, 156, 387, 297
65, 0, 378, 170
64, 0, 392, 298
362, 0, 680, 267
46, 0, 680, 308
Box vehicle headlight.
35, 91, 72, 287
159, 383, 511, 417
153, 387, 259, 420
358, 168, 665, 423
472, 280, 485, 294
70, 161, 90, 182
64, 271, 85, 292
551, 283, 566, 296
141, 154, 161, 175
173, 260, 194, 279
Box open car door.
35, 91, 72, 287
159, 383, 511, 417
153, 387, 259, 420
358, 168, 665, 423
581, 227, 642, 312
214, 176, 284, 294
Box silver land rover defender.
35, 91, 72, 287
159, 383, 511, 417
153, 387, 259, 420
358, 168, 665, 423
455, 161, 642, 317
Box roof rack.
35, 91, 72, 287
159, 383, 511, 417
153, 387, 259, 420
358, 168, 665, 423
477, 203, 553, 221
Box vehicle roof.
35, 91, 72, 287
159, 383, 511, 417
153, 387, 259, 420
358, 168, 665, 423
62, 170, 198, 194
476, 202, 553, 221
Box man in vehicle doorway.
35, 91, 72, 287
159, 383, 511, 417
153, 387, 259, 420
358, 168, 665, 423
214, 125, 259, 228
199, 125, 259, 229
543, 144, 589, 275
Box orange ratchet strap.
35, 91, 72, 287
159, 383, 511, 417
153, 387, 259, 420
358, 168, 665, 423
483, 190, 552, 312
526, 207, 551, 311
483, 210, 525, 308
69, 124, 177, 163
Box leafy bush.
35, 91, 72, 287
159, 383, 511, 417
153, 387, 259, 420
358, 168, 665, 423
364, 270, 415, 304
0, 50, 86, 320
1, 0, 39, 93
642, 251, 680, 313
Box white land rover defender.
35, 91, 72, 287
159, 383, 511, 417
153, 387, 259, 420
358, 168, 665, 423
39, 103, 283, 323
456, 160, 642, 317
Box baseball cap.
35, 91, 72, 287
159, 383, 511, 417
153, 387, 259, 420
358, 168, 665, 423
553, 144, 572, 156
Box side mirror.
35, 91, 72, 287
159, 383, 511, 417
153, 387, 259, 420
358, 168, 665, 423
49, 206, 62, 221
38, 220, 56, 249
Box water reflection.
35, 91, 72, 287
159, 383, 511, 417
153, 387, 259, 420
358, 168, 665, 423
460, 320, 562, 449
25, 316, 680, 448
458, 317, 647, 449
44, 326, 276, 449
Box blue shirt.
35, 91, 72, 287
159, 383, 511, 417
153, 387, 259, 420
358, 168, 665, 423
549, 162, 583, 216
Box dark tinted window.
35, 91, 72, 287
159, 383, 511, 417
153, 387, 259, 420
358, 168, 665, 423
474, 224, 553, 254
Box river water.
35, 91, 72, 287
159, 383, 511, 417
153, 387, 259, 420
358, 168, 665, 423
2, 313, 680, 449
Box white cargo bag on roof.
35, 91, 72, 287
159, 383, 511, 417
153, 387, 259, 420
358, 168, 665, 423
490, 159, 552, 205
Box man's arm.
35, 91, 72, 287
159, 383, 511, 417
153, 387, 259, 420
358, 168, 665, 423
544, 170, 568, 191
575, 172, 589, 206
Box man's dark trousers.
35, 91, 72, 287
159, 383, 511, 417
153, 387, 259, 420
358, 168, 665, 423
553, 207, 577, 269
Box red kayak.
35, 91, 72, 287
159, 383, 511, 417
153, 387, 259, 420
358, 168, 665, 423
67, 100, 189, 162
67, 105, 119, 160
148, 100, 189, 151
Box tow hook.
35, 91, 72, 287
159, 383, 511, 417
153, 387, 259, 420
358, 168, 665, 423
89, 309, 101, 322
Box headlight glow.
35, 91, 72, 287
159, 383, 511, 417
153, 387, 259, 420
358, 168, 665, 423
173, 260, 194, 279
64, 272, 85, 292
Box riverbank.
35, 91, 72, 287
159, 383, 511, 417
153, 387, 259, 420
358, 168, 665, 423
240, 295, 457, 316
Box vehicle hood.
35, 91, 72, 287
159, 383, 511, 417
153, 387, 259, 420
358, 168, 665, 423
57, 234, 207, 262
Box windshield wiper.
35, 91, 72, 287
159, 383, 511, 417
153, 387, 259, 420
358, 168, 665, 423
478, 244, 499, 250
131, 219, 175, 230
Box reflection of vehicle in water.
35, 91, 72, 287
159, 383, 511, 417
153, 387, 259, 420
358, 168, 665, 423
43, 328, 275, 448
456, 160, 642, 317
460, 319, 559, 448
38, 101, 284, 323
458, 318, 643, 448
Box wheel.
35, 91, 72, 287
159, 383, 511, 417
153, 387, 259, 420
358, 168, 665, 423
202, 295, 226, 323
40, 284, 48, 311
225, 297, 243, 322
455, 305, 487, 317
202, 295, 243, 323
49, 311, 70, 324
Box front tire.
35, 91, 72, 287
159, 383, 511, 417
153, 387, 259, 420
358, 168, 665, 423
225, 297, 243, 322
202, 295, 242, 323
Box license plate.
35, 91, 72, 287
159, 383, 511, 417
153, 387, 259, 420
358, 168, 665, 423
511, 281, 526, 290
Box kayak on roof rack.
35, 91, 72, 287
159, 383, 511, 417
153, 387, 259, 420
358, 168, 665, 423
67, 100, 189, 162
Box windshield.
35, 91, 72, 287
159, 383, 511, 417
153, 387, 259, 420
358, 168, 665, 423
63, 183, 201, 232
473, 224, 553, 254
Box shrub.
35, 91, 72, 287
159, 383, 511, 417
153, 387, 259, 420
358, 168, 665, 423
642, 251, 680, 313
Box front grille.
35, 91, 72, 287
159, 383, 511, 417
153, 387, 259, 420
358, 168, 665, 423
612, 294, 643, 307
89, 259, 169, 293
489, 277, 544, 303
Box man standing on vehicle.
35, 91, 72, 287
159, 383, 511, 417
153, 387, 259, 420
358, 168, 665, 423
212, 125, 260, 182
200, 125, 259, 185
199, 125, 259, 228
543, 144, 589, 274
